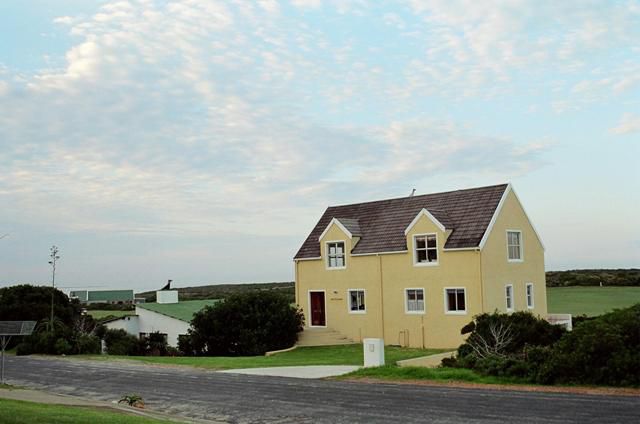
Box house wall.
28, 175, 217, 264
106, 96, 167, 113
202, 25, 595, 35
297, 216, 482, 349
297, 224, 384, 343
380, 216, 481, 349
480, 190, 547, 316
296, 188, 547, 350
136, 307, 190, 347
105, 315, 140, 335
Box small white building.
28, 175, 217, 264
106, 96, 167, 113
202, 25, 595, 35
104, 289, 218, 347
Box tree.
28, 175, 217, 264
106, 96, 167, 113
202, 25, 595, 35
0, 284, 80, 326
186, 291, 304, 356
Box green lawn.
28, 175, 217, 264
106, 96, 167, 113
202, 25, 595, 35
87, 310, 136, 320
547, 286, 640, 317
81, 344, 443, 370
342, 365, 517, 385
0, 399, 174, 424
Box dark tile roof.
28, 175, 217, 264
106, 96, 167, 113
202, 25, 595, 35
335, 218, 362, 236
294, 183, 508, 259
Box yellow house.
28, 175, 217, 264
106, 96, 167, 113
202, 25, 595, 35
293, 183, 547, 349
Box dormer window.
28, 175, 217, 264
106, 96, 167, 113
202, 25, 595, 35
507, 230, 523, 262
414, 234, 438, 266
326, 241, 346, 269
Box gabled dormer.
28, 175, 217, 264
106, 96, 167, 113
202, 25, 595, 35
404, 208, 450, 267
317, 217, 361, 270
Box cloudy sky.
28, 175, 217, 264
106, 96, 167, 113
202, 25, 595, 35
1, 0, 638, 292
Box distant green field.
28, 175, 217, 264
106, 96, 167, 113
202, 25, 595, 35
87, 310, 135, 320
547, 286, 640, 316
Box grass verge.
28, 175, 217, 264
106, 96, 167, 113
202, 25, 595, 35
340, 365, 518, 385
0, 398, 175, 424
547, 286, 640, 316
77, 344, 444, 370
339, 365, 640, 396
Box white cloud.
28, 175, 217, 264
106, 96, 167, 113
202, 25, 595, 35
397, 0, 640, 103
290, 0, 322, 9
610, 113, 640, 135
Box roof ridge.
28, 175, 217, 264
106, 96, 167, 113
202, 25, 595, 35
327, 183, 508, 209
294, 183, 510, 259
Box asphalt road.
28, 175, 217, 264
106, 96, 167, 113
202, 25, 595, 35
5, 355, 639, 423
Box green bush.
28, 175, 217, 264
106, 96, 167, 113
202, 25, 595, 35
177, 334, 194, 356
16, 328, 72, 356
142, 331, 168, 356
537, 304, 640, 386
457, 311, 564, 358
103, 329, 141, 356
186, 291, 304, 356
450, 305, 640, 387
54, 338, 72, 355
74, 334, 101, 354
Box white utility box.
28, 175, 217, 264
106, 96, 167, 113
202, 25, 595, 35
363, 338, 385, 367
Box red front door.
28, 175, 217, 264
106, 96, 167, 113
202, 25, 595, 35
310, 291, 326, 326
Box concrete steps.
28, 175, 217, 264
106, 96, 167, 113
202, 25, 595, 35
296, 327, 355, 346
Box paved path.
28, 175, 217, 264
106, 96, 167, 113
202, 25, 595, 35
5, 355, 640, 424
219, 365, 359, 378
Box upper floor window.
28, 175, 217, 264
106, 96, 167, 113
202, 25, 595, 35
507, 230, 523, 262
326, 241, 346, 269
505, 284, 514, 312
405, 288, 425, 313
348, 289, 366, 313
445, 288, 466, 314
526, 283, 534, 309
414, 234, 438, 265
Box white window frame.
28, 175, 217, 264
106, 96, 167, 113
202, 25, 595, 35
505, 284, 514, 312
404, 288, 426, 314
325, 240, 346, 270
506, 230, 523, 262
347, 289, 366, 314
413, 233, 439, 267
526, 283, 534, 309
444, 287, 467, 315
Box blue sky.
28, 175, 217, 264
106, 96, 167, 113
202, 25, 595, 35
0, 0, 638, 292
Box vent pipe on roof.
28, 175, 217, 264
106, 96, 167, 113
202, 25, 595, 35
409, 188, 416, 197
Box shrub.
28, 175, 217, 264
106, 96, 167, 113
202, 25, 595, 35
474, 356, 530, 379
103, 329, 141, 356
178, 334, 195, 356
455, 311, 563, 363
15, 327, 72, 356
144, 332, 168, 356
447, 311, 564, 381
188, 291, 304, 356
54, 338, 72, 355
538, 304, 640, 386
74, 334, 101, 355
450, 305, 640, 387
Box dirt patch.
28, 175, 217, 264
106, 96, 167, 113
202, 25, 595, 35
343, 377, 640, 397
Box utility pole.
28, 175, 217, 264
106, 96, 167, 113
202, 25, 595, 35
48, 246, 60, 330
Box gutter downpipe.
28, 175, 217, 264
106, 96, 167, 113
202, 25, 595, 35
378, 254, 385, 341
478, 248, 485, 312
294, 260, 300, 308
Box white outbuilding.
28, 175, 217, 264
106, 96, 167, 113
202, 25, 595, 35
104, 288, 218, 347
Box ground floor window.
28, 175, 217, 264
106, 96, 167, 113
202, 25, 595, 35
505, 284, 514, 311
405, 288, 425, 313
526, 283, 534, 308
348, 289, 366, 313
445, 288, 466, 314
